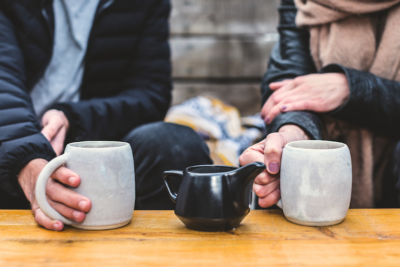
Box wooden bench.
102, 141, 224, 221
170, 0, 280, 116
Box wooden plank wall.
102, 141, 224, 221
170, 0, 280, 115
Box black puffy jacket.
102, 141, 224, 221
263, 0, 400, 140
0, 0, 171, 208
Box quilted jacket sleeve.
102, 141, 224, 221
261, 0, 323, 140
51, 0, 172, 143
0, 9, 56, 198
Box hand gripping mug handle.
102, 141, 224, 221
163, 170, 183, 203
35, 154, 73, 225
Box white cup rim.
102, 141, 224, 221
285, 140, 347, 151
67, 141, 129, 149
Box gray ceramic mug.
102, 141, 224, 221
35, 141, 135, 230
277, 140, 352, 226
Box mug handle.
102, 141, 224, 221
163, 170, 183, 203
35, 154, 73, 225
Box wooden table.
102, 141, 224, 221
0, 210, 400, 266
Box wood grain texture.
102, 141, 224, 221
171, 35, 277, 78
170, 0, 280, 35
172, 83, 262, 116
0, 210, 400, 266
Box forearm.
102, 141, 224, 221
262, 0, 322, 140
261, 0, 316, 105
323, 64, 400, 137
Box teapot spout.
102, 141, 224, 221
229, 162, 266, 210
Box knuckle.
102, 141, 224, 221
270, 95, 278, 105
317, 99, 326, 109
253, 186, 263, 196
265, 146, 282, 155
238, 154, 246, 165
294, 77, 303, 84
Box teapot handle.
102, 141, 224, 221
163, 170, 183, 203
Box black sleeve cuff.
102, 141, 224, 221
319, 63, 366, 120
269, 111, 323, 140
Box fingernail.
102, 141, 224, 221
68, 177, 76, 184
53, 223, 60, 231
281, 105, 287, 111
264, 116, 270, 124
269, 162, 279, 173
73, 211, 81, 219
79, 200, 87, 210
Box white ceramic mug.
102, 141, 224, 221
277, 140, 352, 226
35, 141, 135, 230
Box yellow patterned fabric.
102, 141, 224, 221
165, 96, 265, 166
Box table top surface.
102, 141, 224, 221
0, 209, 399, 266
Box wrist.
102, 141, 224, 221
278, 125, 310, 140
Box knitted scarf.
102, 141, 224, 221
294, 0, 400, 207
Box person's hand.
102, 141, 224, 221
18, 158, 91, 231
261, 73, 350, 124
41, 110, 69, 156
239, 125, 309, 208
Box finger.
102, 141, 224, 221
281, 100, 322, 113
33, 206, 64, 231
50, 126, 67, 156
265, 102, 285, 124
253, 178, 280, 198
261, 80, 298, 122
258, 187, 281, 208
47, 197, 86, 222
261, 92, 280, 123
51, 166, 81, 187
239, 141, 265, 166
42, 118, 64, 141
264, 133, 286, 175
46, 179, 91, 212
254, 170, 278, 185
269, 79, 292, 90
271, 78, 298, 94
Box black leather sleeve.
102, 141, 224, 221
322, 64, 400, 138
261, 0, 322, 140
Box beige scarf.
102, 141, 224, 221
294, 0, 400, 207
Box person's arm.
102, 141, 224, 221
261, 0, 322, 140
51, 0, 172, 143
0, 7, 91, 230
240, 0, 320, 209
0, 8, 55, 198
322, 64, 400, 138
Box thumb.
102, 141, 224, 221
41, 117, 63, 142
264, 133, 287, 175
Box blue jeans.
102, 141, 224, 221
123, 122, 212, 209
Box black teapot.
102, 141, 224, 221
163, 162, 265, 231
